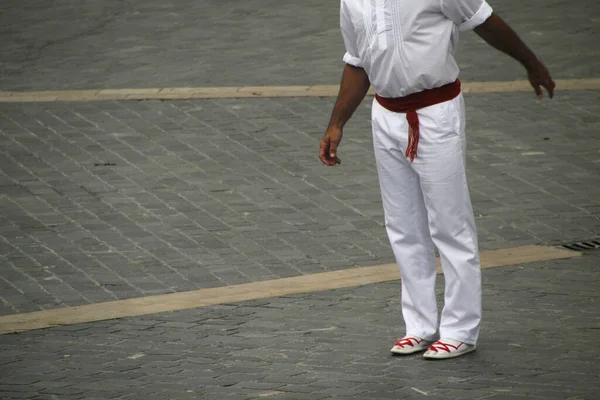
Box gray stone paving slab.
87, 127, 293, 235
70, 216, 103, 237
1, 91, 600, 312
0, 254, 599, 399
0, 0, 599, 91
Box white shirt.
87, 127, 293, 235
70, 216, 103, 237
341, 0, 493, 97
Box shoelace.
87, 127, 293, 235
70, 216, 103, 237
395, 337, 422, 348
427, 341, 463, 353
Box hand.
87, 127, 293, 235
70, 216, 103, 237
527, 61, 555, 99
319, 126, 343, 166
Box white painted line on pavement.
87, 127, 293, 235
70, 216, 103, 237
0, 245, 580, 335
0, 79, 599, 102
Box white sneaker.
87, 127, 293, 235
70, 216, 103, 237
423, 338, 476, 360
390, 336, 433, 355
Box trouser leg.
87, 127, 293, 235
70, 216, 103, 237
411, 94, 481, 344
372, 99, 439, 341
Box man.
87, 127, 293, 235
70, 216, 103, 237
320, 0, 554, 360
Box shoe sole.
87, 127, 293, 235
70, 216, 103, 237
390, 346, 430, 355
423, 346, 476, 360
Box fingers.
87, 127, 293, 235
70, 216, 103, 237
544, 79, 556, 99
319, 137, 341, 166
329, 139, 341, 165
529, 66, 555, 100
534, 78, 555, 100
533, 85, 544, 100
319, 139, 330, 165
320, 128, 343, 166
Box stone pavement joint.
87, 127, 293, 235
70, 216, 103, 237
0, 245, 580, 335
0, 78, 599, 102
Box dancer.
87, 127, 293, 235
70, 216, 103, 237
319, 0, 554, 359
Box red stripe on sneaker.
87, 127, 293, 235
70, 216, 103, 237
393, 337, 423, 348
428, 341, 463, 353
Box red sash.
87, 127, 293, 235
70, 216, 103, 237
375, 79, 461, 163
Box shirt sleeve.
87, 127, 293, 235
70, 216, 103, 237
441, 0, 493, 32
340, 1, 363, 67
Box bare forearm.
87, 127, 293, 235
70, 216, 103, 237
328, 64, 370, 130
474, 13, 555, 98
474, 13, 538, 70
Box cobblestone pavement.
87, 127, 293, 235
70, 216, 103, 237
0, 91, 600, 314
1, 0, 599, 91
1, 0, 600, 398
1, 254, 599, 400
1, 91, 599, 315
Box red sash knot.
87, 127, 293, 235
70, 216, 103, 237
375, 79, 461, 163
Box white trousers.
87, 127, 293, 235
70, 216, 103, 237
371, 94, 481, 345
